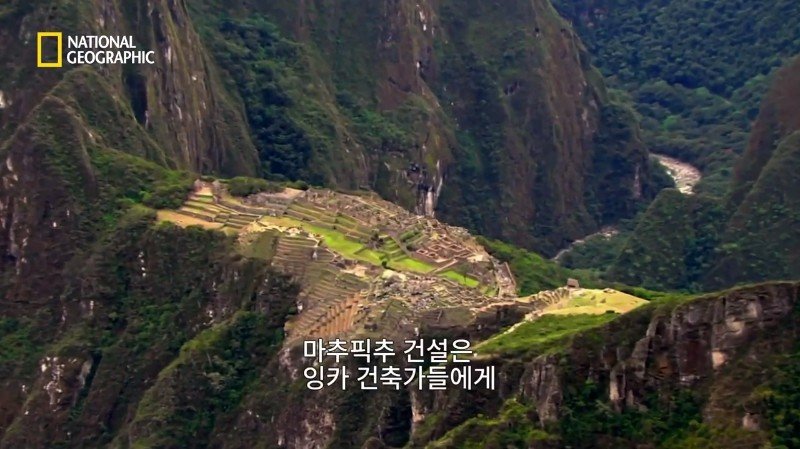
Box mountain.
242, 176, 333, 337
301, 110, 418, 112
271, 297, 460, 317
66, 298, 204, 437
605, 56, 800, 292
0, 0, 262, 315
187, 0, 663, 255
1, 0, 799, 448
706, 56, 800, 289
552, 0, 800, 195
0, 0, 657, 444
0, 0, 259, 175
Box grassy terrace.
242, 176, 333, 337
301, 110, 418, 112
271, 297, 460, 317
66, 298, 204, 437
542, 289, 647, 315
253, 215, 477, 284
163, 192, 481, 289
476, 314, 618, 357
441, 270, 481, 288
391, 256, 435, 274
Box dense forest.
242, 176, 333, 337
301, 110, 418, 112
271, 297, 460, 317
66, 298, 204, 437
563, 55, 800, 293
1, 0, 800, 447
554, 0, 800, 195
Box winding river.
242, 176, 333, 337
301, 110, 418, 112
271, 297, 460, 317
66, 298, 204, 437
552, 153, 702, 261
652, 153, 702, 195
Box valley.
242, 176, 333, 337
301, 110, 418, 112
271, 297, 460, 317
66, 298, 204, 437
553, 154, 700, 261
652, 153, 702, 195
0, 0, 798, 447
158, 180, 641, 345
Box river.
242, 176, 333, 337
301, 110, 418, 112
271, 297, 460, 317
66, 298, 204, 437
552, 154, 702, 261
652, 153, 702, 195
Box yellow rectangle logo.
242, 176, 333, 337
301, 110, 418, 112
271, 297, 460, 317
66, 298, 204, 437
37, 32, 63, 68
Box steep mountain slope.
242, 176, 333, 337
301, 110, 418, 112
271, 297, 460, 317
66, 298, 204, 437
598, 57, 800, 292
0, 0, 264, 316
729, 56, 800, 206
606, 189, 726, 291
413, 282, 800, 449
189, 0, 661, 255
5, 1, 799, 448
0, 0, 660, 257
706, 56, 800, 289
0, 0, 258, 175
0, 208, 299, 448
553, 0, 800, 194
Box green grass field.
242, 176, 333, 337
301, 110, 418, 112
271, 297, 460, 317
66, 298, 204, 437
258, 216, 390, 267
390, 256, 435, 274
543, 289, 646, 315
476, 313, 618, 356
441, 270, 481, 288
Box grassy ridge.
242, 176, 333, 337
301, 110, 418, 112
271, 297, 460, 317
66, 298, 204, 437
477, 314, 618, 357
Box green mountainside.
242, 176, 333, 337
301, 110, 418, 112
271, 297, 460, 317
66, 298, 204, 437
603, 57, 800, 292
185, 0, 663, 255
553, 0, 800, 195
0, 0, 799, 448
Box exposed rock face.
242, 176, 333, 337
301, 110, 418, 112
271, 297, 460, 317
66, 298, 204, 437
594, 283, 794, 411
202, 0, 656, 254
0, 0, 258, 175
520, 355, 563, 424
0, 214, 300, 448
0, 0, 258, 308
0, 0, 656, 278
412, 282, 799, 447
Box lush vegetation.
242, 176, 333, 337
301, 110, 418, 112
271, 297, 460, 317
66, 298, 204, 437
432, 0, 660, 254
553, 0, 800, 195
478, 237, 597, 295
567, 57, 800, 293
559, 230, 630, 273
608, 190, 727, 291
0, 317, 41, 379
225, 176, 282, 197
477, 313, 617, 357
429, 399, 554, 448
46, 209, 297, 447
560, 380, 703, 448
200, 16, 319, 183
190, 2, 422, 201
762, 344, 800, 448
127, 310, 290, 447
706, 132, 800, 290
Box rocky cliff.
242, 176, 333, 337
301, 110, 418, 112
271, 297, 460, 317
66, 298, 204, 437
8, 242, 791, 448
410, 282, 800, 448
0, 0, 258, 175
189, 0, 658, 254
3, 1, 785, 448
0, 208, 299, 448
0, 0, 658, 271
0, 0, 260, 309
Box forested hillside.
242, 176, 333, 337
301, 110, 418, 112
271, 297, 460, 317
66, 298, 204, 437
554, 0, 800, 195
602, 57, 800, 292
1, 0, 800, 448
188, 0, 664, 255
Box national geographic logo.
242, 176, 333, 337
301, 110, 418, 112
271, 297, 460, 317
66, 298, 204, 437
37, 32, 155, 68
37, 32, 62, 68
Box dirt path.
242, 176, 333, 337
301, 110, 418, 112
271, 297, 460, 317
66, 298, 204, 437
652, 153, 702, 195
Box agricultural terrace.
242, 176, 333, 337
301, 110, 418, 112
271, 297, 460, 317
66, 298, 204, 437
156, 180, 521, 341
